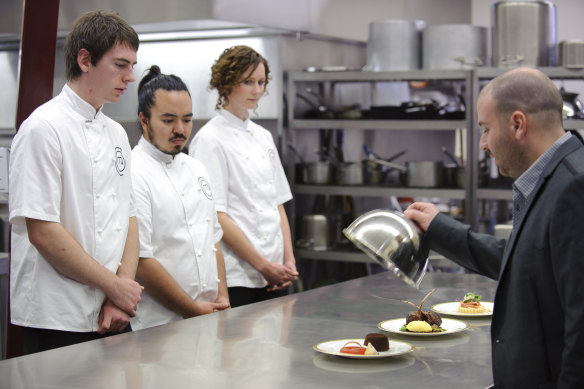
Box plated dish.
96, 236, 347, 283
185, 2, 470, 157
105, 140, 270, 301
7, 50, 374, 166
431, 302, 494, 317
313, 338, 414, 359
378, 317, 469, 337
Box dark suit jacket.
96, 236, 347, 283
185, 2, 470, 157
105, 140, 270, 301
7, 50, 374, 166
426, 135, 584, 389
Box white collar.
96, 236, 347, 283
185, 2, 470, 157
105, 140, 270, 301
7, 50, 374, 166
219, 108, 251, 131
138, 136, 175, 164
62, 83, 103, 120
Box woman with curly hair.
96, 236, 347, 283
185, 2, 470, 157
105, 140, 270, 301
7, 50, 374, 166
190, 45, 298, 307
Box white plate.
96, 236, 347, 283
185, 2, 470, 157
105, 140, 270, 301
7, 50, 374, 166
378, 317, 469, 337
313, 338, 414, 359
431, 301, 494, 317
313, 352, 416, 373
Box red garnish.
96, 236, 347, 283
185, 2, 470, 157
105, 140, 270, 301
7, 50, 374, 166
460, 301, 482, 308
340, 341, 366, 355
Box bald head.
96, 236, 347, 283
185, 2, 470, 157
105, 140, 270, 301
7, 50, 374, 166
480, 67, 564, 129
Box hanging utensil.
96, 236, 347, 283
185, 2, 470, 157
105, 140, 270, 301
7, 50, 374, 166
441, 146, 460, 167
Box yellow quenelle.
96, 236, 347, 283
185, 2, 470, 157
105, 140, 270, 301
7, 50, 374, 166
406, 320, 433, 333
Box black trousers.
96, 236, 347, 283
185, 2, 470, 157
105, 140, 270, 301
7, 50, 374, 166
228, 286, 284, 308
20, 324, 131, 355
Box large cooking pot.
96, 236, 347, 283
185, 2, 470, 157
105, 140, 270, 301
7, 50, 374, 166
296, 214, 330, 251
364, 19, 425, 71
423, 24, 488, 69
492, 1, 557, 67
559, 40, 584, 68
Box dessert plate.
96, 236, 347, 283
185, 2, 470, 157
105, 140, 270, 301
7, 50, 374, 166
431, 302, 494, 317
313, 338, 414, 359
378, 317, 469, 337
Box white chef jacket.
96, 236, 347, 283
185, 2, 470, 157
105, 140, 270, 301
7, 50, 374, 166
130, 137, 223, 330
190, 109, 292, 288
9, 84, 136, 332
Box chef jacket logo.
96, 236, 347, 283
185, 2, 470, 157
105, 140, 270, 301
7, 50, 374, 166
115, 147, 126, 176
199, 177, 212, 200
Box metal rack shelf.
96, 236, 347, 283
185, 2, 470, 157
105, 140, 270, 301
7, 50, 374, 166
477, 188, 513, 201
294, 249, 373, 263
290, 119, 466, 130
290, 69, 472, 82
295, 248, 457, 267
294, 184, 467, 199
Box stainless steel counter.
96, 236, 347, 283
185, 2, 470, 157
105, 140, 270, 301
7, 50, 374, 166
0, 272, 497, 388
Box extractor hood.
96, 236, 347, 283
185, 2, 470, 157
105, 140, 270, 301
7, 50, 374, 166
0, 0, 302, 42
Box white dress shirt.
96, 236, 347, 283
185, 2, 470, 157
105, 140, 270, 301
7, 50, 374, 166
190, 109, 292, 288
131, 137, 223, 330
9, 84, 135, 332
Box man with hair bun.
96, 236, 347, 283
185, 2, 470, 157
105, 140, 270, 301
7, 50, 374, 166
130, 65, 229, 331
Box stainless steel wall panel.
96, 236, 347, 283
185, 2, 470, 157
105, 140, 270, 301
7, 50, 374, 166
0, 50, 19, 131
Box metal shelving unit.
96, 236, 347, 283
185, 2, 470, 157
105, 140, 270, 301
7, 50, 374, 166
286, 69, 474, 264
287, 67, 584, 264
286, 70, 474, 199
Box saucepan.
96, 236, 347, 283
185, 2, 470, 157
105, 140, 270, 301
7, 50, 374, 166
362, 146, 408, 186
343, 209, 429, 288
335, 162, 363, 185
288, 144, 332, 185
363, 145, 443, 188
441, 147, 465, 188
399, 161, 444, 188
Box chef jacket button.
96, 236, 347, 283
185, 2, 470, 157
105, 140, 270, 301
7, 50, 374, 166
261, 155, 265, 159
253, 183, 258, 188
269, 180, 273, 185
112, 192, 117, 197
495, 339, 501, 344
188, 222, 193, 227
97, 228, 103, 234
180, 192, 185, 197
246, 156, 250, 160
259, 209, 263, 213
202, 283, 207, 288
212, 247, 217, 252
205, 217, 210, 222
263, 236, 267, 240
216, 278, 220, 283
96, 193, 101, 199
197, 188, 201, 192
